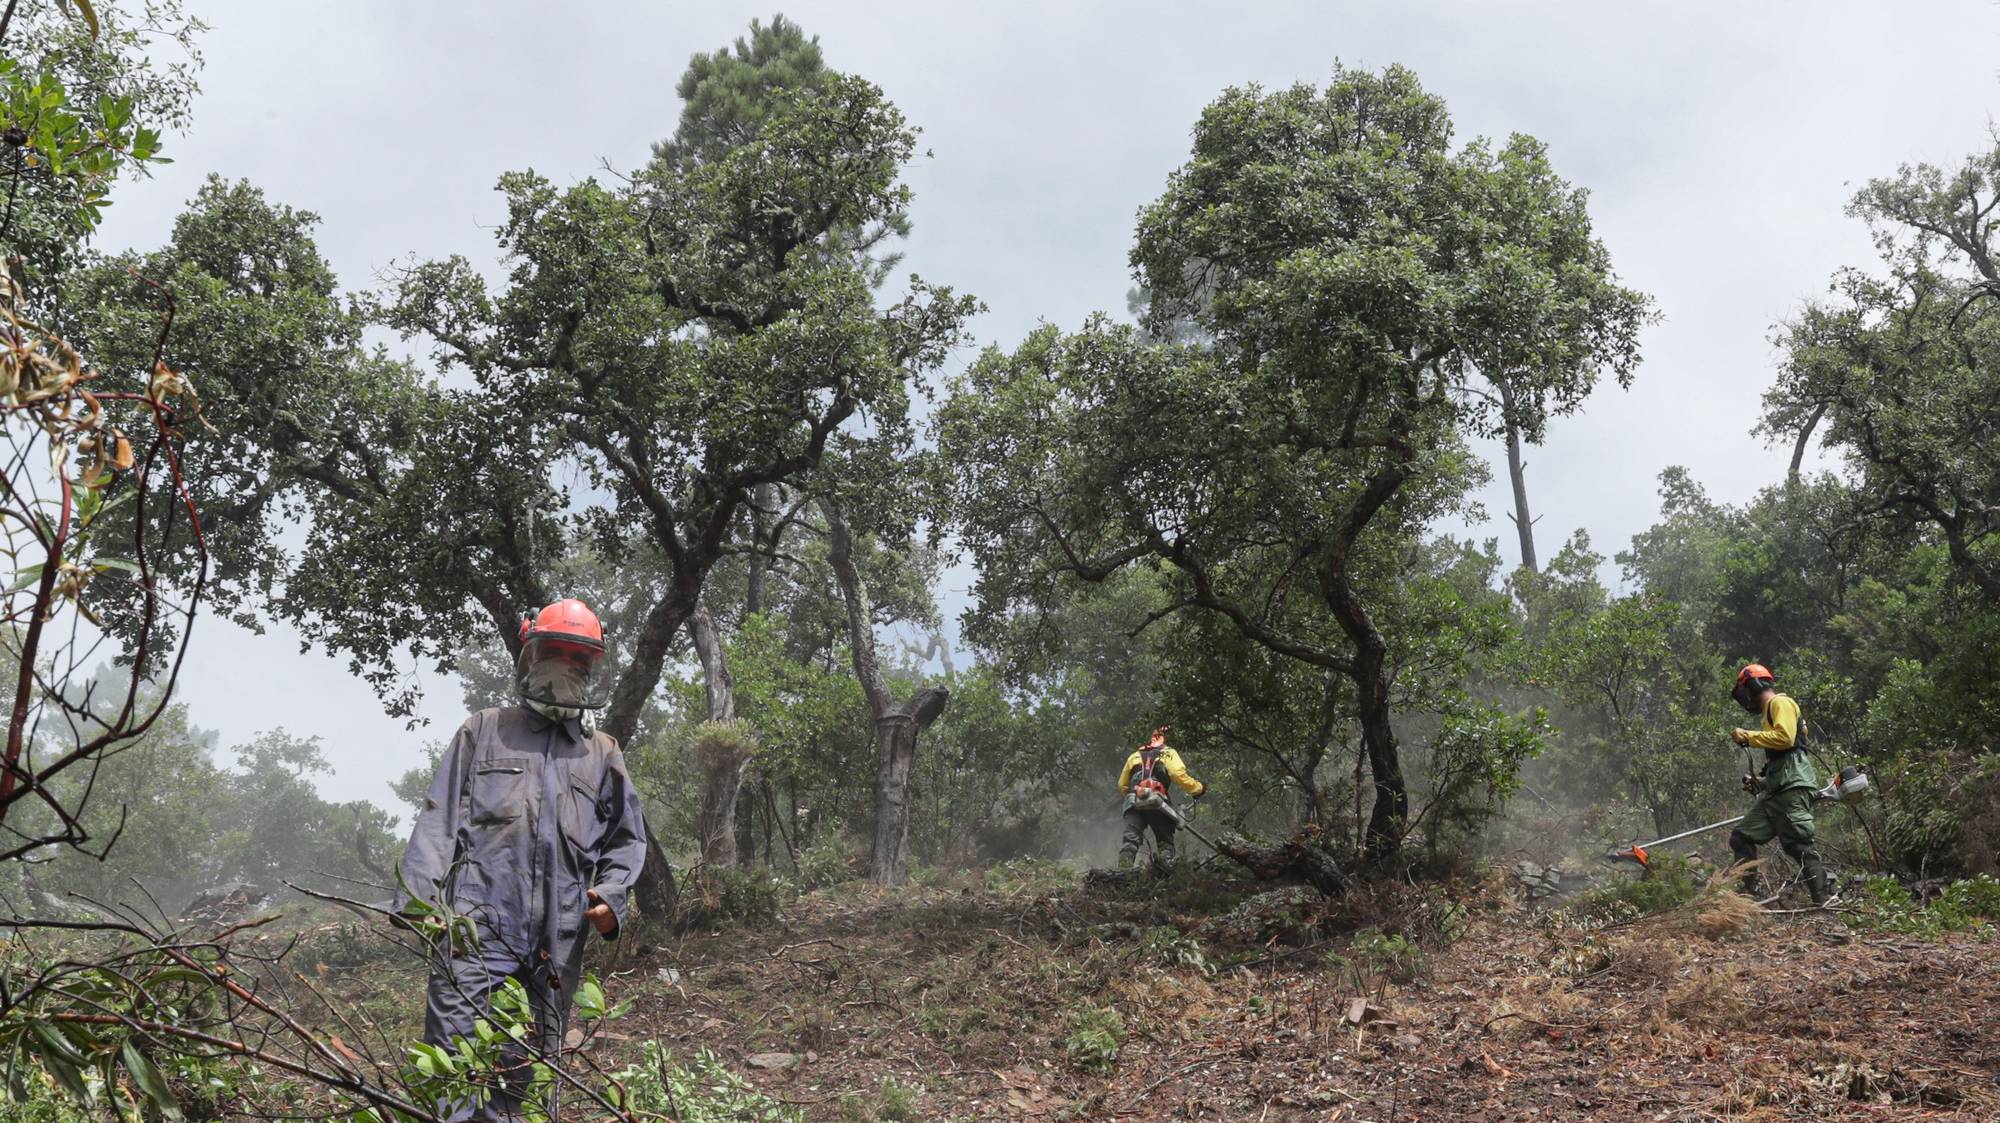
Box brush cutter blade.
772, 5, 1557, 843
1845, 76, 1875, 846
1600, 844, 1649, 867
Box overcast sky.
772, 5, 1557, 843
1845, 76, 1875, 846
91, 1, 2000, 813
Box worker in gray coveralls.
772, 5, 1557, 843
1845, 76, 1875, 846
394, 597, 648, 1121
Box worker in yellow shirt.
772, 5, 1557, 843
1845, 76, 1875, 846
1117, 726, 1206, 870
1725, 663, 1831, 905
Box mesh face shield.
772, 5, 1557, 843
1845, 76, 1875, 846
1731, 677, 1771, 714
515, 634, 608, 710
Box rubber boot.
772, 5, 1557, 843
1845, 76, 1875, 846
1156, 841, 1176, 872
1727, 830, 1762, 898
1795, 846, 1831, 906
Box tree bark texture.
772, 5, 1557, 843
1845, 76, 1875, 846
1206, 830, 1352, 897
1498, 379, 1538, 573
1320, 463, 1413, 868
692, 730, 754, 869
824, 500, 949, 887
746, 482, 775, 616
688, 605, 753, 868
689, 604, 737, 724
599, 597, 694, 928
1788, 401, 1828, 484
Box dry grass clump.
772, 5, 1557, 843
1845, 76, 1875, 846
1652, 866, 1767, 942
1662, 960, 1752, 1030
1106, 971, 1218, 1043
1605, 934, 1690, 987
1485, 926, 1759, 1043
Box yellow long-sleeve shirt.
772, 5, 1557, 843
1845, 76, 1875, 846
1118, 746, 1205, 798
1742, 694, 1802, 750
1741, 693, 1818, 796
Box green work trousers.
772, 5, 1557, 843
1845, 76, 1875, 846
1728, 787, 1828, 903
1118, 806, 1178, 868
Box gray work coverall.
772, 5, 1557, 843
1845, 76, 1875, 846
395, 705, 648, 1119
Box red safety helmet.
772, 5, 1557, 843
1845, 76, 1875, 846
517, 599, 608, 710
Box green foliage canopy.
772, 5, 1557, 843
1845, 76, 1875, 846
939, 65, 1647, 863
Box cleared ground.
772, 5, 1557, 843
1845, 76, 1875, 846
424, 864, 1996, 1122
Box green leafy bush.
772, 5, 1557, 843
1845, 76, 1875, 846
1141, 925, 1213, 975
981, 858, 1078, 897
610, 1043, 802, 1123
7, 1078, 94, 1123
1545, 853, 1705, 928
679, 866, 796, 930
841, 1076, 923, 1122
1062, 1005, 1125, 1074
1351, 928, 1426, 984
1849, 875, 2000, 938
792, 835, 860, 891
1323, 927, 1428, 992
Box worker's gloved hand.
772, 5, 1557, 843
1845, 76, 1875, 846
1741, 773, 1760, 794
1192, 787, 1206, 800
1730, 728, 1752, 746
585, 889, 617, 937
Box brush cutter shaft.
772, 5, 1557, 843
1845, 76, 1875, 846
1616, 766, 1870, 858
1156, 800, 1216, 849
1636, 814, 1747, 851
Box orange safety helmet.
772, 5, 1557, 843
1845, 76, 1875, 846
517, 599, 608, 710
519, 598, 605, 656
1731, 663, 1775, 713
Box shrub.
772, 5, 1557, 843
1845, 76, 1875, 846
1351, 928, 1425, 983
8, 1079, 93, 1123
1324, 927, 1427, 993
981, 857, 1078, 897
1063, 1006, 1125, 1074
1849, 874, 2000, 938
677, 865, 795, 931
610, 1044, 801, 1123
840, 1076, 922, 1122
1545, 852, 1704, 928
792, 834, 861, 891
1141, 925, 1213, 975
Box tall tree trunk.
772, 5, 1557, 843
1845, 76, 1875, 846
1350, 642, 1406, 865
733, 781, 759, 867
1321, 465, 1412, 868
1788, 401, 1828, 484
823, 499, 949, 887
746, 482, 775, 615
1498, 379, 1538, 573
689, 604, 753, 868
599, 594, 697, 927
690, 604, 737, 724
351, 805, 390, 883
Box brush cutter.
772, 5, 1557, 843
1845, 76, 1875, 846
1602, 765, 1871, 868
1159, 798, 1214, 845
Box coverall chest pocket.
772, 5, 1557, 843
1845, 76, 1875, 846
469, 757, 531, 824
561, 777, 606, 853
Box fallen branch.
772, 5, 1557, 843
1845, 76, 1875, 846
1203, 828, 1351, 896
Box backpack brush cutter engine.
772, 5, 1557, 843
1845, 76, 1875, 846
1128, 783, 1220, 850
1603, 764, 1871, 868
